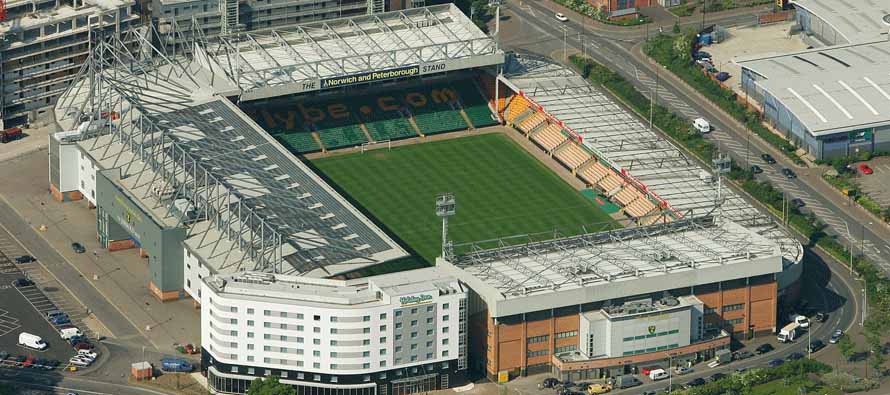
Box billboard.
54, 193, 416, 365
321, 65, 420, 89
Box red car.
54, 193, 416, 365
860, 164, 874, 175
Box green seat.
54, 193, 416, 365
452, 80, 498, 128
403, 84, 468, 135
275, 132, 320, 154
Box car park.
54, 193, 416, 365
809, 339, 825, 353
756, 344, 774, 354
555, 13, 568, 22
71, 242, 86, 253
787, 352, 804, 361
830, 329, 843, 344
860, 163, 873, 175
751, 164, 762, 174
14, 255, 34, 264
782, 168, 796, 179
767, 358, 784, 367
13, 278, 33, 287
761, 153, 776, 164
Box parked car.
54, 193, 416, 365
13, 278, 33, 287
733, 350, 754, 360
761, 153, 776, 164
791, 198, 805, 208
641, 391, 657, 395
45, 310, 65, 320
815, 312, 827, 322
674, 366, 692, 375
782, 168, 796, 179
751, 164, 763, 174
860, 163, 873, 175
830, 329, 844, 344
786, 352, 805, 361
685, 378, 706, 388
542, 378, 560, 388
77, 350, 97, 360
809, 339, 825, 353
68, 357, 91, 367
756, 343, 774, 354
709, 373, 726, 382
74, 342, 95, 351
555, 13, 568, 22
715, 72, 731, 81
14, 255, 34, 264
767, 358, 784, 367
161, 358, 194, 372
71, 242, 86, 254
50, 314, 70, 325
693, 118, 712, 133
693, 51, 711, 60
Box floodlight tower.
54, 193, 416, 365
436, 193, 456, 260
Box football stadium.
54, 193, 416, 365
47, 5, 803, 394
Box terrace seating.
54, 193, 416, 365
504, 96, 530, 123
625, 198, 658, 219
554, 143, 592, 170
359, 107, 416, 142
405, 85, 469, 135
452, 80, 498, 128
578, 162, 610, 185
274, 131, 321, 154
597, 172, 624, 195
531, 124, 568, 152
518, 112, 548, 133
613, 186, 643, 207
316, 124, 368, 150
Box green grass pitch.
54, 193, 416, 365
311, 133, 619, 265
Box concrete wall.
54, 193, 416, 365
95, 169, 185, 301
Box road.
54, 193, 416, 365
500, 0, 890, 275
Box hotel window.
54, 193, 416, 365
443, 303, 449, 309
426, 353, 433, 359
297, 313, 304, 319
380, 313, 387, 319
722, 303, 745, 312
443, 315, 449, 322
380, 325, 387, 331
555, 331, 577, 339
313, 350, 320, 357
363, 315, 370, 321
395, 311, 402, 317
395, 346, 402, 352
380, 361, 387, 367
427, 329, 433, 336
527, 335, 549, 344
380, 348, 387, 355
527, 350, 549, 357
704, 307, 717, 315
442, 350, 449, 357
442, 327, 449, 334
380, 336, 387, 343
247, 308, 254, 314
442, 338, 449, 345
411, 320, 417, 327
330, 317, 338, 322
247, 320, 254, 327
427, 306, 434, 312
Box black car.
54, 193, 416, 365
709, 373, 727, 382
733, 350, 754, 360
761, 153, 776, 164
815, 312, 827, 322
13, 278, 33, 287
791, 198, 805, 208
756, 343, 774, 354
786, 352, 805, 361
685, 378, 706, 388
14, 255, 34, 264
542, 378, 560, 388
808, 340, 825, 353
751, 164, 763, 174
767, 358, 784, 367
71, 242, 86, 254
641, 391, 657, 395
782, 168, 796, 179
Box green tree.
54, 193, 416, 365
838, 334, 856, 360
248, 376, 296, 395
672, 21, 681, 34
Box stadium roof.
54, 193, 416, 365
736, 39, 890, 135
790, 0, 890, 44
499, 54, 802, 268
54, 29, 407, 277
440, 217, 783, 317
198, 3, 503, 101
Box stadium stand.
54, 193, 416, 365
452, 80, 499, 128
613, 186, 642, 207
517, 112, 547, 134
504, 95, 531, 123
554, 143, 591, 170
578, 162, 610, 185
597, 172, 624, 196
406, 85, 469, 135
625, 197, 657, 219
358, 105, 417, 142
642, 213, 672, 225
530, 123, 568, 152
274, 131, 322, 154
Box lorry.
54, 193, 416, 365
613, 375, 642, 389
777, 322, 800, 343
789, 314, 810, 328
715, 349, 732, 365
1, 128, 22, 143
18, 332, 47, 350
160, 358, 193, 372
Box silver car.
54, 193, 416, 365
830, 329, 843, 344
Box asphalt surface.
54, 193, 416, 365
501, 0, 890, 275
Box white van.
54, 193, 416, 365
649, 368, 669, 381
693, 118, 711, 133
60, 327, 82, 340
18, 332, 47, 350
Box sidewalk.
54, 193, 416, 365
0, 150, 202, 352
627, 42, 890, 255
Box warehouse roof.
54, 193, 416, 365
790, 0, 890, 43
199, 3, 503, 101
737, 39, 890, 135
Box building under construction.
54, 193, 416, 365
0, 0, 139, 128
